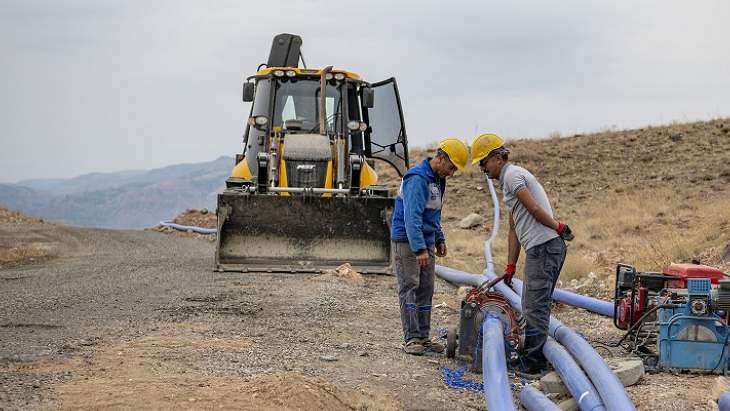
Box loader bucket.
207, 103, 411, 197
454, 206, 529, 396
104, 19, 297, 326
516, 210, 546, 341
215, 192, 393, 274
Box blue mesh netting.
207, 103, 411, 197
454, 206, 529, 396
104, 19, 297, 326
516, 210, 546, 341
440, 367, 484, 392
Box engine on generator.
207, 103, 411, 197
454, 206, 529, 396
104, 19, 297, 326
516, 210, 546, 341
613, 262, 730, 373
446, 288, 523, 372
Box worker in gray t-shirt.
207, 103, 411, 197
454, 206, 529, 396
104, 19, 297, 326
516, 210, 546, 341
473, 133, 574, 379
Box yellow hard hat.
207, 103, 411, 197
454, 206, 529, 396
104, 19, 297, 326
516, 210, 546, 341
471, 133, 505, 165
437, 138, 469, 171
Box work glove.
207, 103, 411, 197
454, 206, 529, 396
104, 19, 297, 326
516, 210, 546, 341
503, 263, 516, 286
477, 263, 516, 294
557, 222, 574, 241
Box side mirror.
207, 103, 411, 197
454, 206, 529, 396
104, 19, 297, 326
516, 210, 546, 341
362, 87, 374, 108
242, 82, 255, 102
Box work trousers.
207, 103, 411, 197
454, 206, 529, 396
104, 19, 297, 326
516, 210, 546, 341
521, 236, 567, 367
393, 241, 435, 342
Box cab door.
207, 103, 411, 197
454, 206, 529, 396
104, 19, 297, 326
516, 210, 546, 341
363, 78, 409, 176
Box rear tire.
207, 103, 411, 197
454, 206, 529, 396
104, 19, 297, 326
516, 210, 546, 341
446, 326, 457, 358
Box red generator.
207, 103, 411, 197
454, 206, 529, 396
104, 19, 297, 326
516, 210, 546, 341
614, 262, 728, 330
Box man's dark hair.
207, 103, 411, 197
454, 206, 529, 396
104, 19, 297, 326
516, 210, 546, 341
491, 147, 509, 161
436, 148, 449, 160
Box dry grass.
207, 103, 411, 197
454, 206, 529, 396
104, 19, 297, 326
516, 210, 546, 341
438, 187, 730, 287
430, 118, 730, 289
0, 244, 54, 266
572, 187, 730, 274
0, 207, 44, 225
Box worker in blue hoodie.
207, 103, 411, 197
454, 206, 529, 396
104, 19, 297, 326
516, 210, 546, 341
391, 138, 469, 355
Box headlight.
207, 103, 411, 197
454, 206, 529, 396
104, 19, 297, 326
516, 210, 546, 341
273, 70, 285, 77
247, 116, 269, 128
285, 70, 296, 77
325, 73, 333, 80
334, 73, 345, 80
347, 121, 368, 132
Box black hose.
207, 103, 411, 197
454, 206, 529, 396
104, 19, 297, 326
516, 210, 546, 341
593, 304, 678, 348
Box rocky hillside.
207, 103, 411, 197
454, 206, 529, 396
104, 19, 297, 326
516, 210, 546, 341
0, 157, 233, 229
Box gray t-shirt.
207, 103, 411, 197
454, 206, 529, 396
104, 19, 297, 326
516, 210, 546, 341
499, 163, 559, 250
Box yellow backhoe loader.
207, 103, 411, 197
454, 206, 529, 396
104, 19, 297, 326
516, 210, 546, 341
215, 34, 409, 273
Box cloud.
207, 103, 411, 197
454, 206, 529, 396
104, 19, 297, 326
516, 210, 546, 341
1, 0, 729, 181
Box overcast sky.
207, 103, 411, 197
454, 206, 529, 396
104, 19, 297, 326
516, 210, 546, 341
2, 0, 729, 182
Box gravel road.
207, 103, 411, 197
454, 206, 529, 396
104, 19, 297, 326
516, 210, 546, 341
0, 224, 484, 410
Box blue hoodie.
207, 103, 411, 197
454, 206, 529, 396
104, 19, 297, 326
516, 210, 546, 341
391, 158, 446, 253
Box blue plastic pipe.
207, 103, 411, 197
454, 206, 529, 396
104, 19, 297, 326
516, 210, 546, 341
520, 385, 561, 411
544, 339, 605, 411
483, 315, 517, 411
484, 270, 634, 411
159, 221, 218, 235
512, 278, 613, 317
432, 265, 484, 287
434, 266, 635, 411
437, 266, 516, 409
719, 392, 730, 411
435, 266, 601, 409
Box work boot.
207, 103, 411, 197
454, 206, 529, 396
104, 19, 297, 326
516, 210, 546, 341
419, 337, 445, 353
403, 339, 425, 356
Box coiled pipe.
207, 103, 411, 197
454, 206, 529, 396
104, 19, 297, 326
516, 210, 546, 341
519, 385, 561, 411
482, 314, 516, 411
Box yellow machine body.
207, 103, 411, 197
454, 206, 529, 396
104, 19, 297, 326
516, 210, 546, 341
215, 34, 408, 274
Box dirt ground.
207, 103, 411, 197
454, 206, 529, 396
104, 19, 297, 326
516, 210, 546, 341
1, 220, 726, 410
0, 223, 489, 410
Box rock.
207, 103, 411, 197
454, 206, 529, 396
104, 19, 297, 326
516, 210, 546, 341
319, 355, 338, 362
315, 263, 363, 284
669, 133, 683, 142
459, 213, 485, 229
607, 358, 644, 387
722, 243, 730, 261
201, 208, 209, 215
540, 371, 569, 396
557, 398, 578, 411
541, 359, 644, 395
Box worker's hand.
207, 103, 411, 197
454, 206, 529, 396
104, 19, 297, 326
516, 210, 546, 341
503, 263, 516, 286
435, 241, 447, 257
415, 250, 429, 267
557, 223, 574, 241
